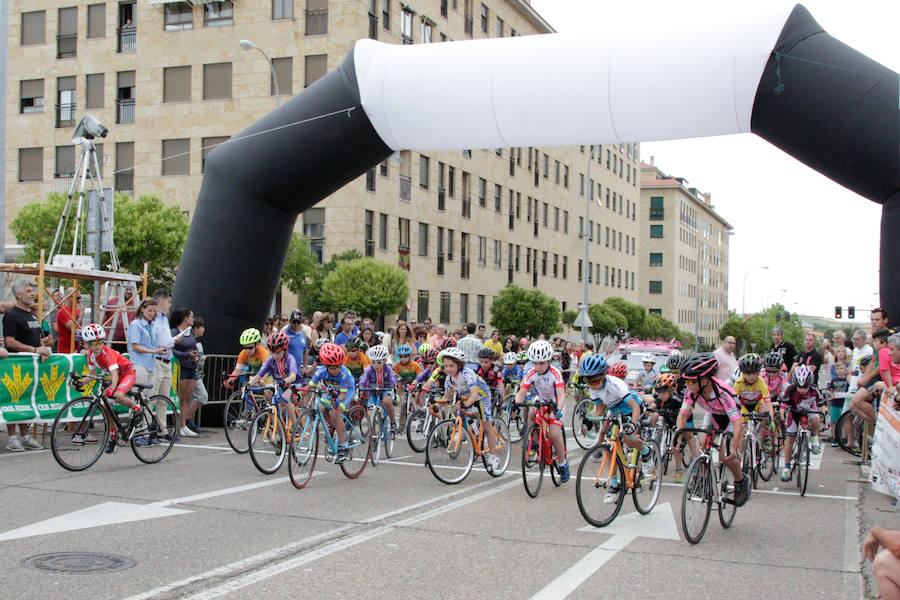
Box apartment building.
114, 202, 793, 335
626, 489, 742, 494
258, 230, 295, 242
5, 0, 641, 326
640, 160, 732, 346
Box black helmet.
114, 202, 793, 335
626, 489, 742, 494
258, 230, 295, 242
345, 336, 361, 349
667, 351, 686, 372
762, 352, 783, 369
290, 309, 302, 322
738, 353, 762, 374
681, 352, 718, 380
477, 347, 494, 359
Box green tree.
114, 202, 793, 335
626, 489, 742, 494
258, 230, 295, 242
280, 234, 320, 297
320, 257, 408, 319
719, 311, 751, 350
588, 303, 627, 344
10, 193, 189, 290
643, 312, 682, 341
489, 285, 561, 338
300, 249, 363, 312
602, 296, 645, 336
561, 309, 578, 330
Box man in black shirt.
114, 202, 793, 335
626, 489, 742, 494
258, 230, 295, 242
2, 280, 51, 452
769, 327, 797, 372
792, 332, 823, 381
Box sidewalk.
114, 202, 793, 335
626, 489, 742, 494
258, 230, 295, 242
855, 463, 899, 599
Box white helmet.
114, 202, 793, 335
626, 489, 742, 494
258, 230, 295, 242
440, 347, 466, 364
502, 351, 517, 365
528, 340, 553, 362
730, 366, 742, 382
641, 352, 655, 363
81, 323, 106, 342
366, 344, 390, 362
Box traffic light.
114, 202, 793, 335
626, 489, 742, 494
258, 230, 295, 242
835, 306, 842, 319
848, 306, 856, 319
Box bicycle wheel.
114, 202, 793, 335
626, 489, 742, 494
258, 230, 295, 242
132, 395, 178, 464
742, 437, 756, 490
248, 408, 287, 474
288, 414, 319, 489
576, 444, 626, 527
835, 411, 863, 456
50, 397, 109, 472
370, 411, 383, 467
681, 455, 712, 544
658, 427, 672, 475
797, 434, 810, 496
427, 419, 475, 484
551, 427, 568, 487
633, 439, 663, 514
572, 399, 598, 450
384, 412, 395, 459
223, 391, 258, 454
340, 405, 372, 479
521, 424, 545, 498
507, 405, 524, 443
406, 408, 428, 453
758, 436, 775, 482
717, 463, 737, 528
481, 419, 511, 477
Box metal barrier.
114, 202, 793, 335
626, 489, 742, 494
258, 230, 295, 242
200, 354, 239, 405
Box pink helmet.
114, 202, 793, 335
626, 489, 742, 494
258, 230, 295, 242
519, 337, 528, 347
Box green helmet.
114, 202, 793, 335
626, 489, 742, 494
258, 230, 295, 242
516, 351, 528, 362
418, 342, 432, 355
239, 328, 261, 346
436, 349, 446, 367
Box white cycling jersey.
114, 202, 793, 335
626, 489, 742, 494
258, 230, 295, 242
520, 365, 564, 401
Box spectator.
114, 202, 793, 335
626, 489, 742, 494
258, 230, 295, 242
849, 328, 877, 425
300, 315, 313, 341
46, 288, 63, 348
334, 315, 356, 346
186, 317, 208, 433
429, 323, 449, 350
820, 339, 835, 389
833, 330, 852, 352
413, 327, 428, 351
55, 290, 82, 353
385, 320, 413, 363
273, 314, 287, 331
871, 328, 900, 399
769, 326, 798, 370
504, 335, 519, 354
889, 333, 900, 411
850, 328, 875, 390
833, 345, 852, 373
871, 307, 889, 332
359, 325, 378, 348
284, 309, 309, 380
3, 280, 50, 451
476, 324, 487, 342
483, 330, 503, 357
127, 298, 162, 387
334, 310, 359, 336
262, 317, 275, 341
311, 312, 334, 345
150, 289, 180, 437
863, 525, 900, 599
170, 306, 199, 438
791, 332, 823, 380
457, 323, 482, 370
713, 336, 738, 381
103, 287, 137, 347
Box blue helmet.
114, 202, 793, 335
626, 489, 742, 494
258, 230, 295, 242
397, 344, 412, 356
579, 354, 608, 377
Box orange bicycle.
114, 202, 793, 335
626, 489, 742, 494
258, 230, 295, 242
575, 412, 662, 527
521, 400, 568, 498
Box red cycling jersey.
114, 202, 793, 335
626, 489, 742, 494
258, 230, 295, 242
89, 345, 134, 375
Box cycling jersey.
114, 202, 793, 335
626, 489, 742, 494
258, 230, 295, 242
638, 368, 658, 390
679, 378, 741, 423
360, 365, 399, 390
256, 353, 298, 385
236, 345, 269, 374
476, 364, 503, 389
779, 384, 824, 434
501, 365, 523, 382
762, 371, 787, 399
732, 376, 770, 407
310, 364, 356, 410
89, 345, 134, 375
520, 365, 565, 401
444, 367, 491, 419
343, 352, 371, 381
393, 360, 423, 383
586, 374, 637, 409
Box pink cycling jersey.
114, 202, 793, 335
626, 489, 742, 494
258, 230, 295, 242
679, 377, 741, 423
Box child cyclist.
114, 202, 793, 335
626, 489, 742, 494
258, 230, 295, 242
732, 353, 776, 450
360, 344, 400, 435
475, 347, 505, 413
248, 331, 300, 420
778, 365, 825, 481
393, 344, 423, 392
308, 342, 356, 463
675, 353, 750, 507
514, 340, 570, 482
761, 351, 788, 400
224, 328, 270, 387
440, 347, 500, 472
78, 324, 144, 453
638, 353, 658, 392
577, 353, 652, 499
644, 373, 696, 482
343, 337, 371, 383
501, 351, 522, 384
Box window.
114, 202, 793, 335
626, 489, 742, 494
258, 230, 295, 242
365, 210, 375, 256
496, 16, 503, 37
379, 213, 388, 250
447, 166, 455, 197
382, 0, 390, 30
604, 226, 609, 246
494, 184, 502, 213
164, 66, 191, 103
542, 251, 547, 276
419, 155, 429, 189
417, 290, 429, 323
650, 225, 663, 238
437, 226, 445, 274
441, 0, 448, 18
54, 146, 75, 180
552, 254, 558, 277
464, 0, 473, 36
399, 217, 410, 248
563, 211, 568, 234
380, 159, 388, 177
20, 79, 44, 113
448, 229, 454, 261
305, 0, 328, 35
649, 309, 662, 316
87, 4, 106, 39
577, 259, 582, 282
579, 174, 584, 196
116, 70, 135, 124
304, 54, 327, 87
365, 168, 376, 192
649, 280, 663, 294
650, 196, 664, 220
578, 216, 583, 238
459, 293, 469, 323
56, 77, 76, 127
303, 208, 325, 263
272, 57, 292, 96
164, 2, 193, 30
543, 202, 549, 227
21, 11, 46, 45
649, 253, 663, 266
162, 139, 189, 176
115, 142, 134, 192
204, 1, 232, 26
421, 21, 432, 43
203, 62, 231, 100
85, 73, 104, 109
440, 292, 451, 324
400, 9, 413, 44
19, 148, 43, 182
554, 207, 559, 231
494, 240, 502, 268
418, 222, 428, 256
587, 260, 593, 283
201, 136, 229, 172
477, 294, 485, 324
273, 0, 293, 19
478, 178, 486, 208
477, 236, 486, 266
57, 7, 77, 58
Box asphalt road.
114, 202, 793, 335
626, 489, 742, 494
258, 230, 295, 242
0, 412, 868, 600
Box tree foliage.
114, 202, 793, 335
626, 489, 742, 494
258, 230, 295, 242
489, 285, 561, 338
561, 309, 578, 329
299, 249, 363, 312
280, 234, 320, 297
320, 257, 408, 318
719, 304, 805, 355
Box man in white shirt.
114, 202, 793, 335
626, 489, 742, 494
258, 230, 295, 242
713, 336, 738, 382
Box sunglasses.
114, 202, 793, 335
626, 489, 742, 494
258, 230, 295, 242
244, 345, 256, 351
326, 364, 342, 370
423, 360, 436, 366
90, 340, 104, 347
371, 360, 385, 365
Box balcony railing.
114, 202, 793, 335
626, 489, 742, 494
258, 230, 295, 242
401, 33, 412, 45
55, 103, 76, 128
368, 13, 378, 39
399, 176, 411, 202
365, 239, 374, 257
57, 34, 77, 58
115, 171, 134, 194
464, 15, 473, 37
462, 195, 471, 218
54, 176, 75, 194
116, 99, 135, 124
117, 27, 136, 53
305, 8, 328, 35
437, 186, 446, 211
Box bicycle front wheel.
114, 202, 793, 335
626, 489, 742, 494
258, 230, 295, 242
340, 404, 372, 479
572, 399, 597, 450
288, 414, 319, 489
224, 391, 258, 454
551, 426, 568, 487
742, 437, 756, 491
835, 411, 863, 456
406, 408, 428, 453
427, 419, 474, 484
797, 434, 810, 496
521, 424, 545, 498
681, 455, 712, 544
633, 439, 662, 514
758, 433, 776, 481
717, 463, 737, 528
248, 409, 287, 474
576, 443, 626, 527
51, 397, 109, 472
370, 411, 383, 467
131, 395, 178, 464
481, 419, 510, 477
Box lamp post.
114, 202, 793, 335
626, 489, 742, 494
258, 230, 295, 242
742, 265, 769, 317
764, 288, 788, 342
579, 145, 595, 344
694, 230, 712, 351
239, 39, 280, 108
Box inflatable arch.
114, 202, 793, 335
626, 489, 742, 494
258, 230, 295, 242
174, 3, 899, 353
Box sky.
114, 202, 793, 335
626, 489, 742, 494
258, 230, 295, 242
529, 0, 899, 322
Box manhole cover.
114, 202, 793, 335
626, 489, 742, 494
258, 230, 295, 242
22, 552, 136, 574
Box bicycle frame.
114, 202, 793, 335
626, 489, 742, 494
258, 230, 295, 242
681, 428, 727, 504
310, 390, 367, 457
531, 404, 561, 466
594, 415, 643, 491
445, 408, 503, 460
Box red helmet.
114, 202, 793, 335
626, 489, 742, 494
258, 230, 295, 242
268, 331, 290, 354
421, 349, 439, 363
609, 361, 628, 378
319, 342, 345, 366
442, 337, 457, 348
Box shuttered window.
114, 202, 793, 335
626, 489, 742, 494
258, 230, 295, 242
86, 73, 104, 109
272, 57, 292, 96
20, 79, 44, 113
21, 11, 46, 45
164, 66, 191, 103
162, 139, 190, 176
203, 63, 231, 100
58, 7, 77, 35
19, 148, 43, 182
55, 146, 76, 177
201, 136, 229, 172
87, 4, 106, 38
304, 54, 327, 87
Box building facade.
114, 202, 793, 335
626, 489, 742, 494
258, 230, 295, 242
639, 160, 732, 346
5, 0, 642, 326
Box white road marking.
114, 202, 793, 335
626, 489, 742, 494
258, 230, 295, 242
0, 449, 50, 459
174, 443, 240, 452
843, 480, 863, 598
658, 481, 854, 501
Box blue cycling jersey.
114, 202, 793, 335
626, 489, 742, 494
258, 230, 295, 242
310, 364, 356, 398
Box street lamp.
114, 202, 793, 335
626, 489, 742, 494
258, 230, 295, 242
578, 145, 596, 344
239, 39, 280, 108
742, 265, 769, 317
764, 288, 788, 341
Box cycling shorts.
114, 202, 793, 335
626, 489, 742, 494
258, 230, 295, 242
366, 390, 394, 408
465, 397, 491, 421
702, 411, 733, 433
740, 400, 764, 417
607, 398, 641, 418
784, 400, 821, 435
114, 369, 137, 398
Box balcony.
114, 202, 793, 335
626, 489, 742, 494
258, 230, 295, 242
115, 171, 134, 194
399, 176, 411, 202
305, 8, 328, 35
401, 33, 412, 45
54, 176, 75, 194
57, 34, 77, 59
117, 27, 136, 53
55, 103, 76, 128
464, 15, 473, 37
368, 13, 378, 39
462, 195, 471, 218
438, 186, 446, 211
116, 99, 135, 124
